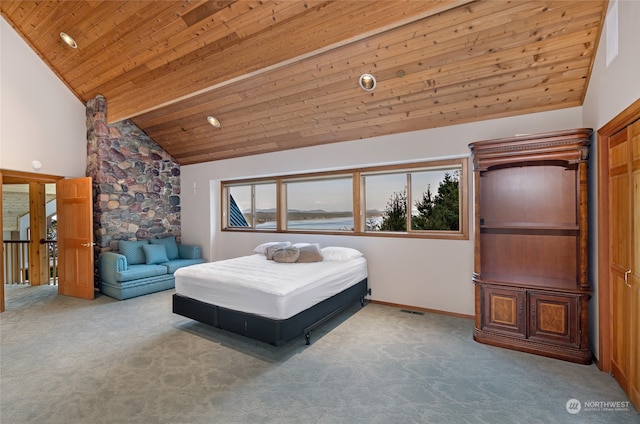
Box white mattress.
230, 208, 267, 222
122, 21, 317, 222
174, 254, 368, 320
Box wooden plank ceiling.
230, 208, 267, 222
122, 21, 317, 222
1, 1, 607, 165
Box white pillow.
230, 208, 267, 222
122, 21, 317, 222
254, 241, 290, 255
292, 242, 321, 249
321, 246, 363, 261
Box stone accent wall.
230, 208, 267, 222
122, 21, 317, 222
86, 95, 181, 254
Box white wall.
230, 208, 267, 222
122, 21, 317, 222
0, 16, 86, 177
581, 0, 640, 360
583, 0, 640, 128
181, 107, 582, 316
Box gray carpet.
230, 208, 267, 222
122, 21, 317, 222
1, 284, 637, 424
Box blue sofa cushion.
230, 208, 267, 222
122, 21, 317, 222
115, 264, 167, 282
142, 244, 169, 264
161, 258, 206, 274
118, 240, 149, 265
178, 244, 201, 260
150, 236, 179, 260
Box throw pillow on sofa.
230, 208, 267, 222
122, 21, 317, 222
118, 240, 149, 265
142, 244, 169, 265
150, 236, 179, 260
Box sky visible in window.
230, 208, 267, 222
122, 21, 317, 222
287, 178, 352, 212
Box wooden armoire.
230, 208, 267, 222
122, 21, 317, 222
469, 128, 592, 364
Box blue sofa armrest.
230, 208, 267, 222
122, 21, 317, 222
99, 252, 128, 285
178, 244, 201, 260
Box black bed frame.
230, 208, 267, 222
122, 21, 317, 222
173, 278, 368, 346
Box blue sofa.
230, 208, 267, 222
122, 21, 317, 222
98, 236, 205, 300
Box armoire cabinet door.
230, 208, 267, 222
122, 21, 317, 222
528, 292, 579, 347
481, 286, 526, 337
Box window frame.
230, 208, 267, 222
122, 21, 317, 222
221, 157, 468, 240
221, 178, 280, 230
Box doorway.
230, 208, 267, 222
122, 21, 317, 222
1, 170, 63, 312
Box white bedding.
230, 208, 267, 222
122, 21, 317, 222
174, 254, 368, 320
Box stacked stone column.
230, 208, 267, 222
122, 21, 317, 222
86, 95, 181, 259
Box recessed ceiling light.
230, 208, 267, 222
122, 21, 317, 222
207, 115, 221, 128
359, 74, 376, 91
59, 32, 78, 49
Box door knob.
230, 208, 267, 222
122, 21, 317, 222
81, 242, 96, 247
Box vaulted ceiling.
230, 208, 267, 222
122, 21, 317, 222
1, 1, 607, 165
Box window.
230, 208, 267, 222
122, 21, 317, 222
284, 177, 353, 231
363, 167, 461, 233
363, 172, 407, 231
222, 157, 467, 239
254, 184, 277, 229
227, 185, 251, 227
224, 182, 276, 229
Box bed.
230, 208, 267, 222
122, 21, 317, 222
172, 244, 369, 346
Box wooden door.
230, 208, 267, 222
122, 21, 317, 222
609, 119, 640, 410
56, 177, 94, 300
629, 119, 640, 408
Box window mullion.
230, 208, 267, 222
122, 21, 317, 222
406, 173, 412, 233
250, 185, 256, 228
221, 185, 229, 229
353, 171, 362, 233
278, 179, 287, 231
